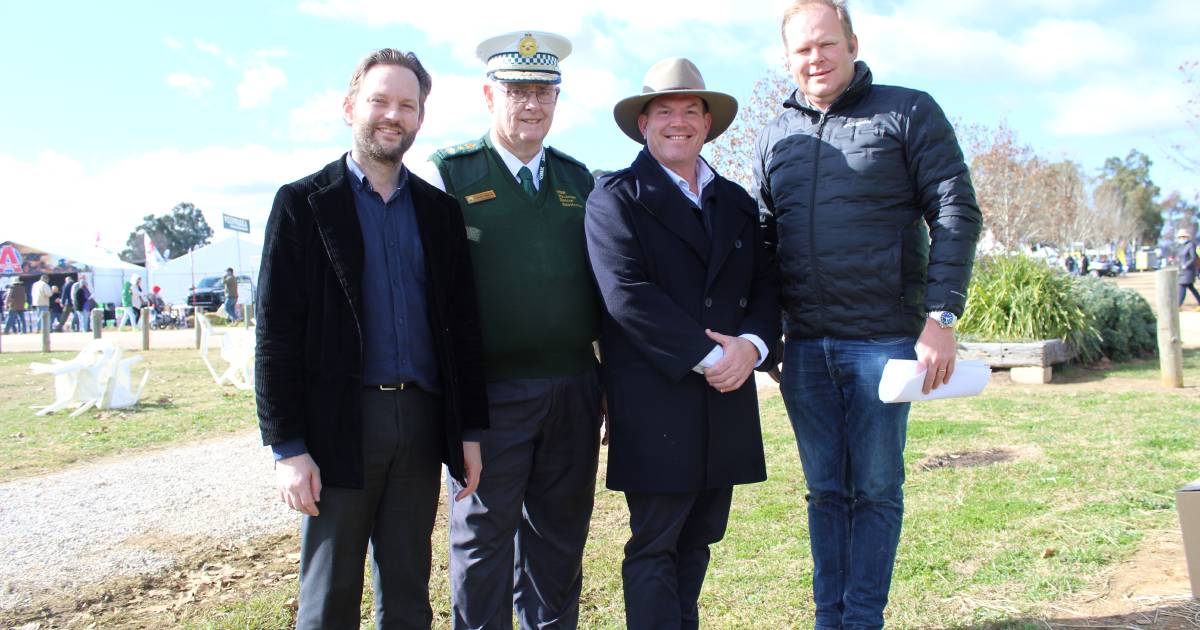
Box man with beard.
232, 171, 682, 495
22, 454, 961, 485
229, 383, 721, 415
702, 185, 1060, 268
257, 48, 489, 630
415, 31, 603, 629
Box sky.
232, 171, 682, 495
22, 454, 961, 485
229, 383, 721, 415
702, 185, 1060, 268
2, 0, 1198, 258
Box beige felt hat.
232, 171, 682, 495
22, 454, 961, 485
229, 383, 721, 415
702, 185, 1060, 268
612, 57, 737, 144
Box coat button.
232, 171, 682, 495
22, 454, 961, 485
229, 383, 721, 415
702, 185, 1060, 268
704, 297, 712, 308
734, 239, 742, 249
739, 298, 747, 308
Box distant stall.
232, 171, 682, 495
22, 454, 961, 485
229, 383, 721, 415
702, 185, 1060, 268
0, 240, 143, 306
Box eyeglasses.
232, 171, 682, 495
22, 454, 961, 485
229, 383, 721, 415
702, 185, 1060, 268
494, 85, 559, 104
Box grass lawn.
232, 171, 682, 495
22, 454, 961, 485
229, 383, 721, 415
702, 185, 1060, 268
0, 348, 256, 482
178, 351, 1200, 629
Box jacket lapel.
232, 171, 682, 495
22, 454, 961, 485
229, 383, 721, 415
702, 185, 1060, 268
308, 155, 365, 324
630, 150, 709, 263
705, 168, 751, 289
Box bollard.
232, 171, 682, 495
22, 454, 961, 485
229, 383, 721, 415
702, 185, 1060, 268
1157, 268, 1184, 388
92, 310, 103, 339
141, 309, 151, 350
41, 311, 51, 353
195, 307, 202, 349
244, 303, 254, 328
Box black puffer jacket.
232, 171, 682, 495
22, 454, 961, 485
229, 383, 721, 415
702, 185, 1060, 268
755, 62, 982, 339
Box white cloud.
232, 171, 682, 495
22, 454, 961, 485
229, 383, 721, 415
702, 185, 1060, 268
1044, 80, 1188, 136
238, 62, 288, 109
193, 38, 222, 57
416, 74, 492, 144
166, 72, 214, 97
289, 90, 346, 143
298, 0, 789, 64
163, 36, 183, 50
0, 146, 342, 255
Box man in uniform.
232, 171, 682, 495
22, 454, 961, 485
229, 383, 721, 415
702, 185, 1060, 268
586, 57, 780, 630
416, 30, 602, 630
755, 1, 983, 628
257, 48, 488, 630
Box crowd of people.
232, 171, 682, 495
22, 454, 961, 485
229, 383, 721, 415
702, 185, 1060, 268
2, 273, 96, 335
0, 272, 186, 335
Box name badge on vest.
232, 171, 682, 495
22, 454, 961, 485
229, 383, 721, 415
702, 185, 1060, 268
465, 190, 497, 204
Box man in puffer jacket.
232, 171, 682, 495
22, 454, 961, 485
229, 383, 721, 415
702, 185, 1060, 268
754, 2, 982, 628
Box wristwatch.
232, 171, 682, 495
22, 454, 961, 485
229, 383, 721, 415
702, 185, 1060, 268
928, 310, 957, 329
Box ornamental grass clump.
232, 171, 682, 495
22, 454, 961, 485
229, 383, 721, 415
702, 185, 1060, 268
1072, 275, 1157, 362
957, 254, 1101, 359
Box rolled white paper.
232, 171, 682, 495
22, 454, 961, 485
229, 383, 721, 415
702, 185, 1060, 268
877, 359, 991, 403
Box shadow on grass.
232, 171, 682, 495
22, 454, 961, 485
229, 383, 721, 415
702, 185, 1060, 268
1047, 348, 1200, 385
946, 601, 1200, 629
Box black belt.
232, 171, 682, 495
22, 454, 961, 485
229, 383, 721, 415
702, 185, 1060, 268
367, 382, 416, 391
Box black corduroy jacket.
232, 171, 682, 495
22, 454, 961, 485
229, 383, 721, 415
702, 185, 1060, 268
255, 155, 488, 488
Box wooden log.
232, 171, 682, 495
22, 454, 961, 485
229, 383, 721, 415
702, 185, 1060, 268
956, 339, 1074, 368
1157, 268, 1184, 388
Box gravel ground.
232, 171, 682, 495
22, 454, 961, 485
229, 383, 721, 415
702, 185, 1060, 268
0, 430, 296, 611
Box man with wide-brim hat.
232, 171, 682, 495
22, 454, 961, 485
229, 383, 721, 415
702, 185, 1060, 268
585, 57, 780, 629
418, 30, 603, 630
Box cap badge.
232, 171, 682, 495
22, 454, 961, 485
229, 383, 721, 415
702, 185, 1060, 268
517, 34, 538, 58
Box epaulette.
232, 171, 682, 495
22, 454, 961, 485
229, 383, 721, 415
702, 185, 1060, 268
546, 145, 589, 172
435, 140, 485, 160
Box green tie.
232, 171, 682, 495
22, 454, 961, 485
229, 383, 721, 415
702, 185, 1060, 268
517, 166, 536, 198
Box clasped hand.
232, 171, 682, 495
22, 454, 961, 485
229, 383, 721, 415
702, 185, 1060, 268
704, 329, 759, 393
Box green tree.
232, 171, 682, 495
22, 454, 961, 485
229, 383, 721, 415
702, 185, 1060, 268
119, 202, 214, 264
1160, 190, 1199, 239
1095, 150, 1162, 243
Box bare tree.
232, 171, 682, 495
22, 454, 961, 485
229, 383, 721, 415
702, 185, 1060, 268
960, 122, 1048, 250
707, 71, 793, 193
1173, 60, 1200, 174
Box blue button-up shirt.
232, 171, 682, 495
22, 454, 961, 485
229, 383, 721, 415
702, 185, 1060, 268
345, 155, 440, 391
271, 155, 441, 461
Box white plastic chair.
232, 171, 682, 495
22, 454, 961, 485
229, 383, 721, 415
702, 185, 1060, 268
197, 314, 226, 383
30, 339, 148, 416
101, 353, 151, 408
198, 315, 254, 390
216, 329, 255, 390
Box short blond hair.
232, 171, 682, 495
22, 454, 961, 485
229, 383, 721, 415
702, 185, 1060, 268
781, 0, 855, 46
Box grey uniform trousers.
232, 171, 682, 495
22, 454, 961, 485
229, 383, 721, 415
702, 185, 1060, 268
295, 387, 444, 630
447, 369, 601, 630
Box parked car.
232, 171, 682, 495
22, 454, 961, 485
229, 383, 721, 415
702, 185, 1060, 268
1087, 252, 1121, 277
186, 274, 253, 312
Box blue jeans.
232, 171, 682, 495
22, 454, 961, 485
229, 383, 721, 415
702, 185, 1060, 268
4, 310, 26, 334
224, 297, 239, 322
780, 336, 916, 630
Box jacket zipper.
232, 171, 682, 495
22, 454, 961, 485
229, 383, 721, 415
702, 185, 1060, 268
808, 112, 829, 331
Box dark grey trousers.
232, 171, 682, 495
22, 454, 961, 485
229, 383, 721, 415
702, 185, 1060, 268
295, 387, 444, 630
447, 370, 602, 630
622, 487, 734, 630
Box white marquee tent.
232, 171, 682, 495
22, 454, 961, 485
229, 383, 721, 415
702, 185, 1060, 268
148, 235, 263, 306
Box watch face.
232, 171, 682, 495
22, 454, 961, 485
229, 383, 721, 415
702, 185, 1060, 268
938, 311, 956, 327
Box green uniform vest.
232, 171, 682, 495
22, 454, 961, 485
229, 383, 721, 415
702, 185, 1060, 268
431, 134, 599, 383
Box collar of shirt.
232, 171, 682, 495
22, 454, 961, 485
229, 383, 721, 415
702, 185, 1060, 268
655, 157, 714, 207
489, 130, 545, 191
345, 153, 409, 200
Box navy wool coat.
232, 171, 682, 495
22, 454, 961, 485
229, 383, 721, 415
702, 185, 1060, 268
585, 149, 780, 493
